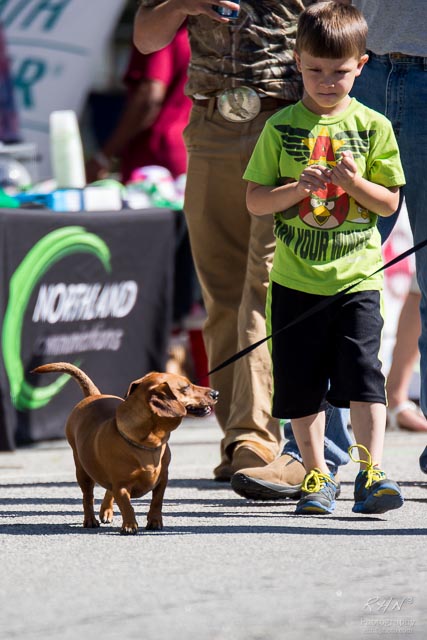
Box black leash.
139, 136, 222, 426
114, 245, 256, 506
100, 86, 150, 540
201, 237, 427, 381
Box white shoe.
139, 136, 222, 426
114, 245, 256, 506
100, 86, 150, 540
387, 400, 427, 432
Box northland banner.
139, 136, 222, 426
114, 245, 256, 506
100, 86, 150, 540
2, 0, 127, 179
0, 208, 174, 451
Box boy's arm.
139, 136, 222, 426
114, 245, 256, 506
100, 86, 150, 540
134, 1, 238, 53
246, 165, 331, 216
330, 151, 400, 216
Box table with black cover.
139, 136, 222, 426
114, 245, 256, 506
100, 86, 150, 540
0, 207, 175, 450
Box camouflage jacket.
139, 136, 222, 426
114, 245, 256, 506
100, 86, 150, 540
138, 1, 315, 99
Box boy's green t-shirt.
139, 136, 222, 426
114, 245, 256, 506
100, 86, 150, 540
243, 99, 405, 296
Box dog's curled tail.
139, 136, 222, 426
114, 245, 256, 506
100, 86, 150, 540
32, 362, 101, 397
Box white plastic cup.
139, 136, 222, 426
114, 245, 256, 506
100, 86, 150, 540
49, 110, 86, 189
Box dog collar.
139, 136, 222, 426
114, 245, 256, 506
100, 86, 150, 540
116, 426, 162, 451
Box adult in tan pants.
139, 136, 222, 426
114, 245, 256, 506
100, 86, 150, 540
134, 0, 351, 484
184, 105, 282, 477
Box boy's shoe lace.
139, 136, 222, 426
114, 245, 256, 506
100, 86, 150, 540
295, 468, 338, 515
349, 444, 404, 514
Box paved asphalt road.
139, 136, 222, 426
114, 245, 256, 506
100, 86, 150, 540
0, 415, 426, 640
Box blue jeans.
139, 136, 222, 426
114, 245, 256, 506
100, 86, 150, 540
352, 52, 427, 415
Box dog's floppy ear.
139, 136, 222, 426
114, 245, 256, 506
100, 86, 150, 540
148, 382, 186, 418
124, 379, 143, 398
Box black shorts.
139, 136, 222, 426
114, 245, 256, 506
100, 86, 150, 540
267, 283, 386, 419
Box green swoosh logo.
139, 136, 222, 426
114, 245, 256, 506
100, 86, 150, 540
2, 226, 111, 411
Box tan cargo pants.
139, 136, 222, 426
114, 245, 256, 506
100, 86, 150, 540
183, 102, 282, 462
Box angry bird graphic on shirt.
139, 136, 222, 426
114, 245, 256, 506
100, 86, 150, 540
275, 124, 373, 229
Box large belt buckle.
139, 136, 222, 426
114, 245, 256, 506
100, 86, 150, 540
217, 86, 261, 122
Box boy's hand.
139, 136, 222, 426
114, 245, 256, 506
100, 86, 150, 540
298, 164, 331, 195
330, 151, 358, 190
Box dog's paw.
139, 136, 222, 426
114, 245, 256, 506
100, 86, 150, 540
99, 508, 114, 524
146, 517, 163, 531
83, 517, 100, 529
120, 522, 138, 535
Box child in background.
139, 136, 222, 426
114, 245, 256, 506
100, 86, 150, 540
244, 1, 405, 515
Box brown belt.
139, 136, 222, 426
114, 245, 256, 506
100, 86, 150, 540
192, 96, 294, 111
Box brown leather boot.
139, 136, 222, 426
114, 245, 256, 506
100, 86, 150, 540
231, 454, 306, 500
231, 441, 276, 475
214, 441, 276, 481
213, 457, 232, 482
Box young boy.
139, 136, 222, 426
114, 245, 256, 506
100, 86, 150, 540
244, 1, 405, 515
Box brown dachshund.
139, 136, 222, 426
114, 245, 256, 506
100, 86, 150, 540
33, 363, 218, 535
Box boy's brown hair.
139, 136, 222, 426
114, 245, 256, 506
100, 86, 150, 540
295, 1, 367, 59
